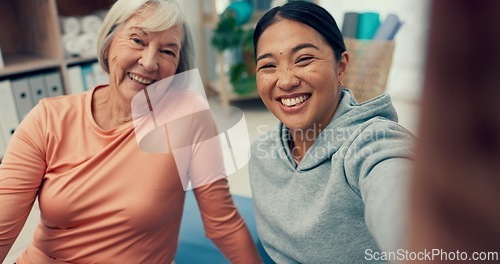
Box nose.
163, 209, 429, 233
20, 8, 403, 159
138, 47, 159, 72
276, 68, 300, 90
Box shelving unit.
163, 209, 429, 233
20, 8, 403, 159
0, 0, 114, 89
0, 0, 115, 161
0, 0, 63, 78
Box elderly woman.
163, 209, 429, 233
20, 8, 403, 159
0, 0, 260, 263
249, 1, 414, 263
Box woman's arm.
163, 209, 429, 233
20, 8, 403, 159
0, 103, 47, 260
194, 179, 261, 263
344, 123, 414, 253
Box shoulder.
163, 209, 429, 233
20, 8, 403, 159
38, 92, 86, 113
333, 90, 414, 143
21, 92, 88, 133
357, 118, 414, 144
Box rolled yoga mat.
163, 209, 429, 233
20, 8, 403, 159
357, 12, 380, 40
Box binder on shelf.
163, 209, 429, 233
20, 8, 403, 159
11, 78, 35, 121
92, 62, 109, 86
45, 71, 64, 97
0, 121, 6, 158
81, 63, 96, 91
28, 74, 49, 104
67, 65, 85, 94
0, 79, 21, 145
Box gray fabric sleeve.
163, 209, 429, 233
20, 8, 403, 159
344, 121, 414, 253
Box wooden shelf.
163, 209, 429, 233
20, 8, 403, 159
65, 56, 98, 67
0, 0, 112, 81
0, 54, 62, 78
0, 0, 115, 156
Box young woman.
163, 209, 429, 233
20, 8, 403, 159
249, 1, 414, 262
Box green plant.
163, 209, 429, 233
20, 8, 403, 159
229, 62, 256, 95
211, 12, 257, 95
241, 27, 254, 53
211, 15, 244, 52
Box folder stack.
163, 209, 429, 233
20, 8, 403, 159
0, 71, 65, 155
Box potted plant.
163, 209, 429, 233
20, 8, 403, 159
211, 15, 244, 52
211, 12, 257, 95
229, 28, 256, 95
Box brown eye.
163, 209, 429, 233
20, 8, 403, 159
162, 50, 177, 58
296, 56, 313, 64
131, 37, 144, 45
258, 64, 275, 71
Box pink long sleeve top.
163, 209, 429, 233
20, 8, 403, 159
0, 86, 259, 263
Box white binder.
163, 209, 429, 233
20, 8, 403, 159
0, 121, 6, 158
28, 74, 49, 104
67, 65, 85, 94
45, 71, 64, 97
0, 79, 21, 146
92, 62, 108, 86
11, 78, 35, 121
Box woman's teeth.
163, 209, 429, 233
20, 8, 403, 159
128, 73, 153, 85
280, 95, 309, 107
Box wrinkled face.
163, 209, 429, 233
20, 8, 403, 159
256, 19, 347, 134
106, 12, 184, 102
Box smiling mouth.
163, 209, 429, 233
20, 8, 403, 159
278, 94, 311, 107
128, 73, 155, 85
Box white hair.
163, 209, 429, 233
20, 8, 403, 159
97, 0, 193, 74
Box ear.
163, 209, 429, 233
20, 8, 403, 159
104, 49, 109, 62
103, 50, 109, 69
338, 51, 349, 82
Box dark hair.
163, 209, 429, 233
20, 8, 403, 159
253, 1, 346, 62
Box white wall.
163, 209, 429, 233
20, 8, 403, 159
319, 0, 430, 101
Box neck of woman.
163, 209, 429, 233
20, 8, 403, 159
289, 128, 320, 163
92, 85, 133, 130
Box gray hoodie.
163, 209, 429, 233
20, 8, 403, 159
250, 89, 414, 263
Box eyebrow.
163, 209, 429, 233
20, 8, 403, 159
129, 26, 181, 49
129, 26, 148, 36
256, 43, 320, 62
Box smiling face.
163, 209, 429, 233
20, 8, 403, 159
256, 18, 348, 135
106, 11, 184, 103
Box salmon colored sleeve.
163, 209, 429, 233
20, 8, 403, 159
0, 103, 47, 260
193, 179, 261, 263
